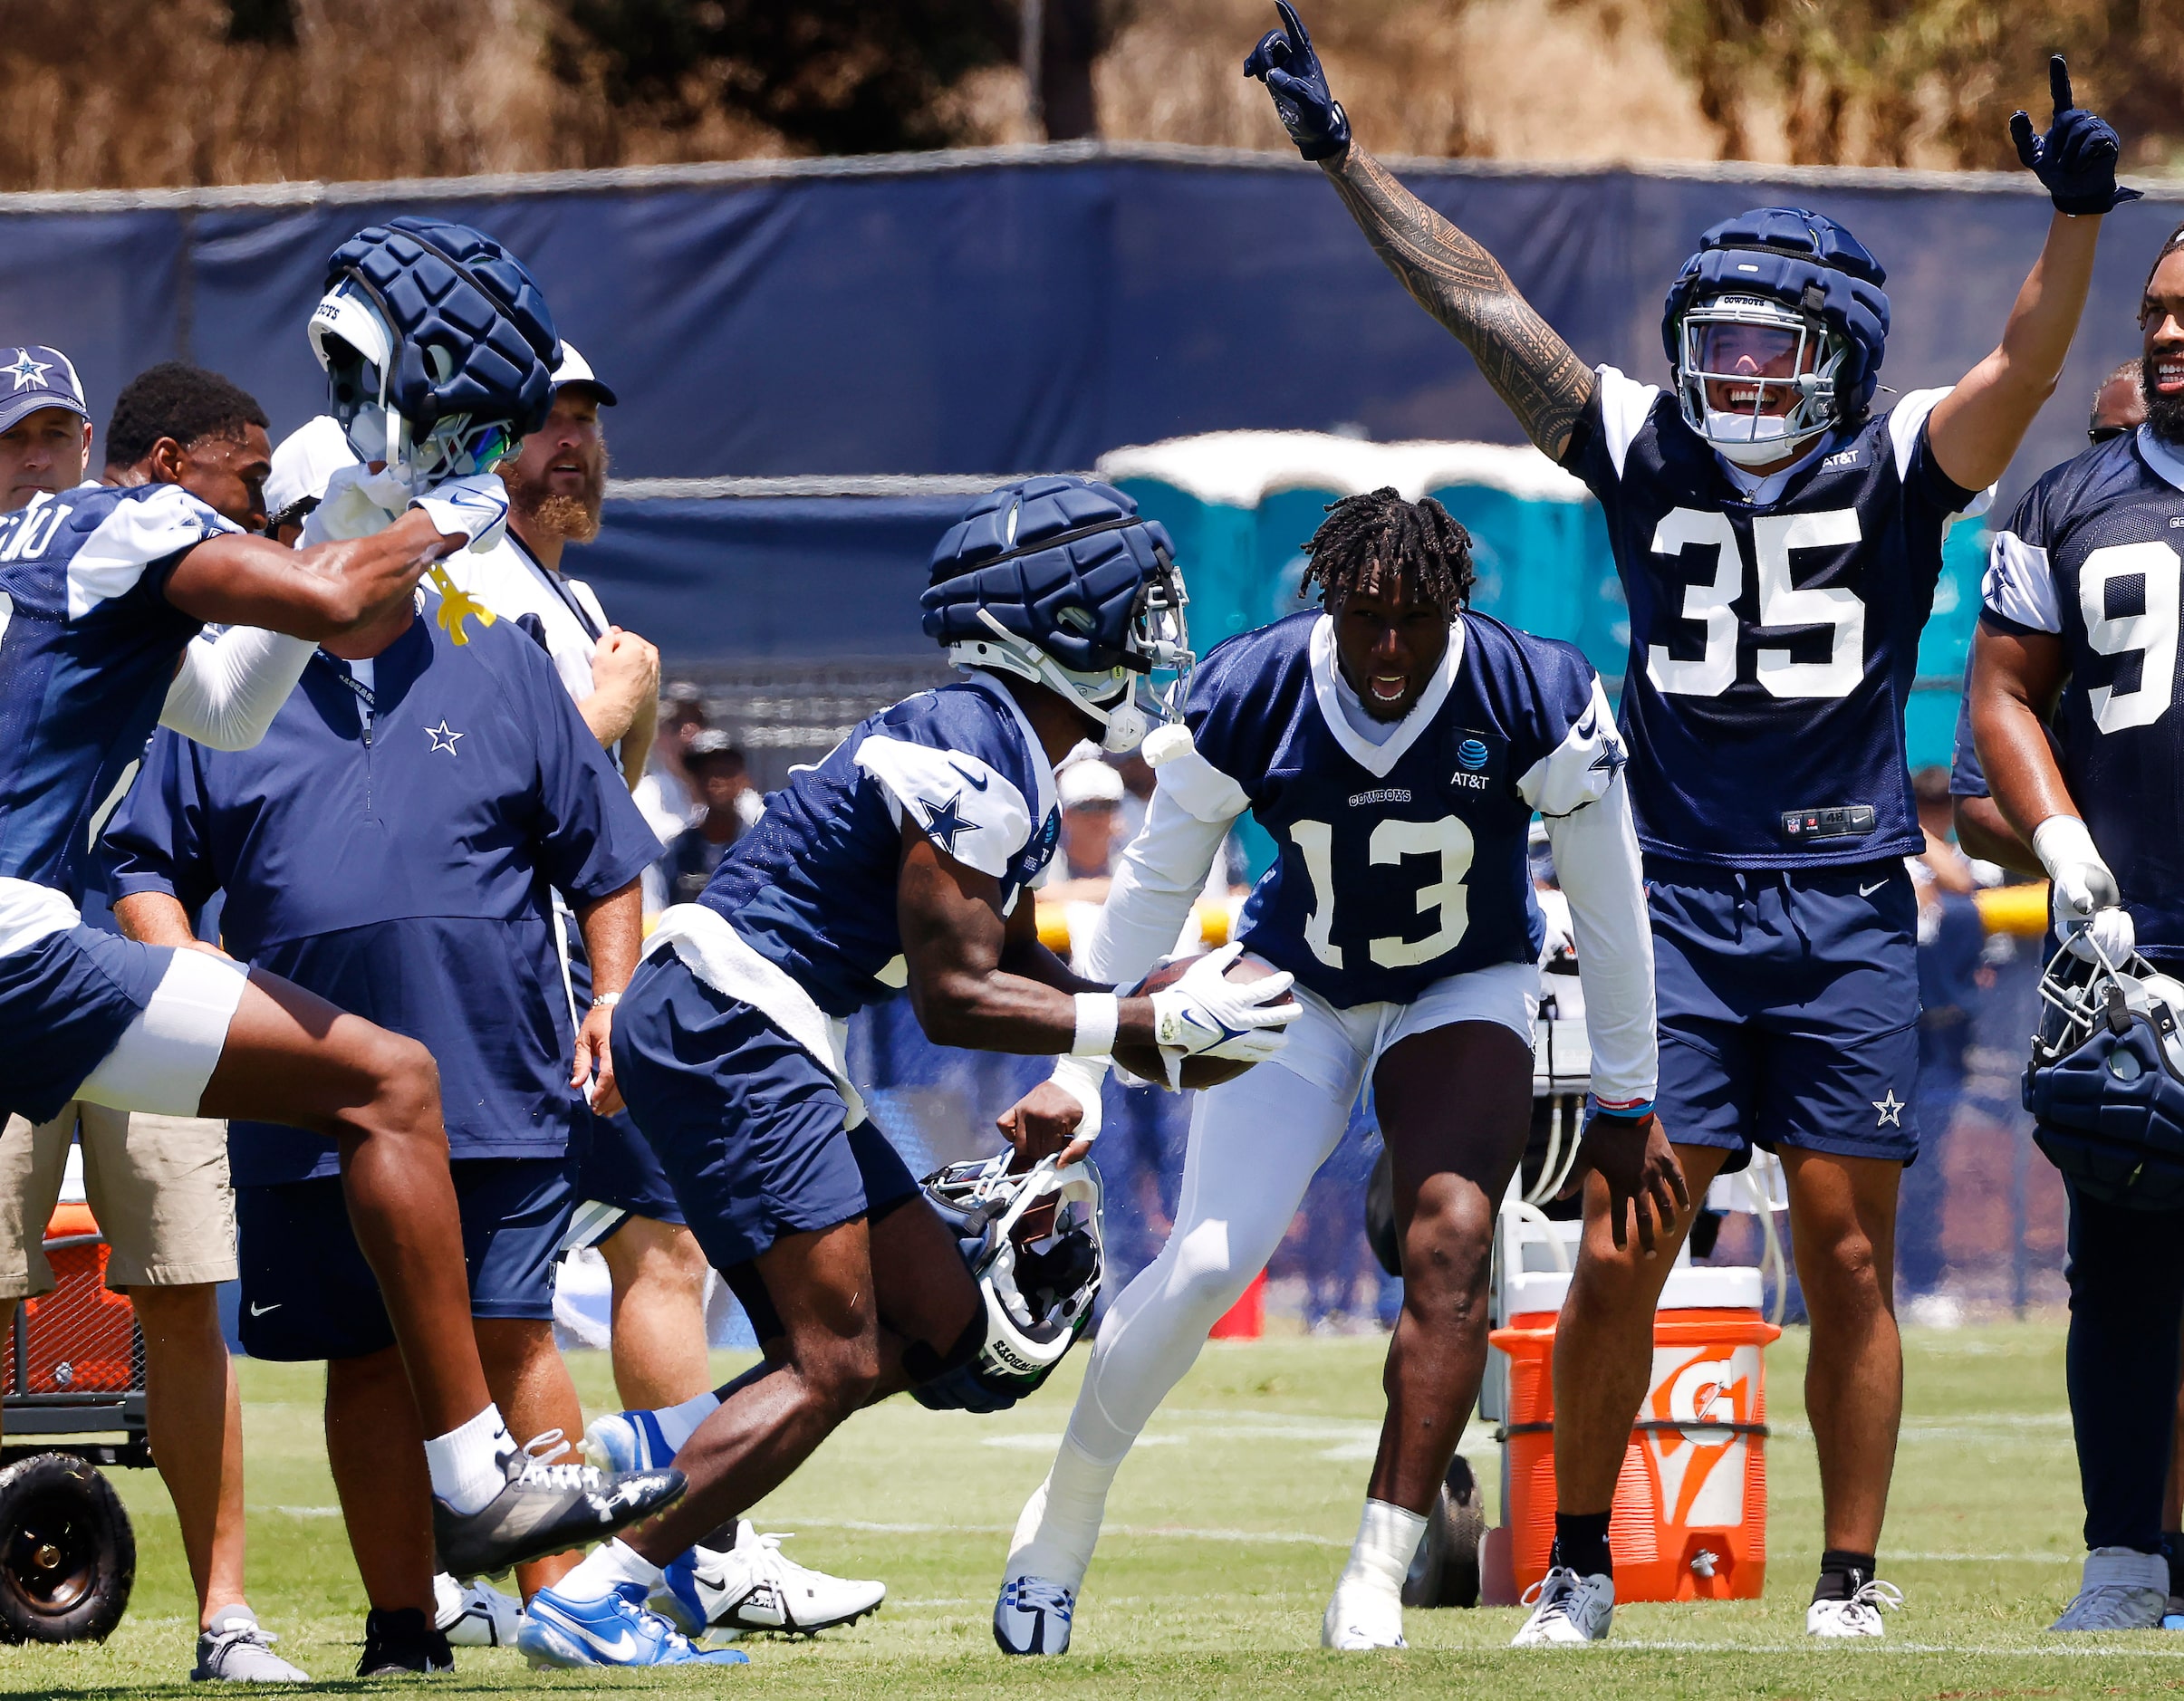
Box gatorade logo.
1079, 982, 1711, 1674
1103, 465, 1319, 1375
1642, 1345, 1757, 1528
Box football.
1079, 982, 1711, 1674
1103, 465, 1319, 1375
1112, 950, 1284, 1091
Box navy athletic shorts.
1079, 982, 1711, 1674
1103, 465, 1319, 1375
0, 924, 168, 1123
571, 1106, 687, 1229
610, 951, 919, 1297
1648, 855, 1921, 1169
236, 1158, 573, 1360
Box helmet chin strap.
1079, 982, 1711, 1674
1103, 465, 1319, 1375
959, 608, 1151, 753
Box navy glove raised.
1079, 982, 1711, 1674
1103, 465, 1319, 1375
1243, 1, 1350, 162
2011, 55, 2141, 216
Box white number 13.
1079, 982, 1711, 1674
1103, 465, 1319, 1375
1290, 816, 1476, 971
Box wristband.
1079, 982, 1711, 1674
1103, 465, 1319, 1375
1585, 1094, 1653, 1124
1071, 991, 1120, 1058
1047, 1054, 1110, 1144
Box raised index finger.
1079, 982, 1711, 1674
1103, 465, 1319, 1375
1276, 0, 1311, 54
2050, 54, 2073, 117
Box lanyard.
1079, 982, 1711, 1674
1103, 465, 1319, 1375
510, 535, 603, 643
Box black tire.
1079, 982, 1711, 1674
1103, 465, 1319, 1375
0, 1454, 135, 1643
1401, 1453, 1487, 1609
1365, 1146, 1400, 1278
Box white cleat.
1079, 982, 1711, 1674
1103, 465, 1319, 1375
995, 1574, 1075, 1656
1807, 1578, 1903, 1637
2051, 1549, 2167, 1632
434, 1572, 523, 1648
655, 1520, 885, 1639
1512, 1567, 1613, 1645
1321, 1579, 1405, 1649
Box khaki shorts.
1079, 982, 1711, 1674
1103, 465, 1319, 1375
0, 1105, 238, 1296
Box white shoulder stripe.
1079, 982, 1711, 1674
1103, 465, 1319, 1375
1518, 675, 1622, 816
67, 485, 234, 620
1982, 528, 2061, 635
854, 735, 1034, 880
1594, 366, 1660, 481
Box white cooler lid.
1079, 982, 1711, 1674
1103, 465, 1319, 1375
1504, 1263, 1763, 1320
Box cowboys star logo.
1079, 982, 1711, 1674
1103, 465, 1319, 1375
425, 720, 465, 755
3, 350, 53, 391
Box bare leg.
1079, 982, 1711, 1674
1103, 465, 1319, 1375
1366, 1022, 1535, 1512
130, 1283, 245, 1628
866, 1198, 983, 1400
1779, 1147, 1903, 1552
598, 1216, 713, 1409
625, 1219, 880, 1565
197, 971, 489, 1433
324, 1347, 435, 1615
477, 1319, 588, 1598
1550, 1143, 1730, 1515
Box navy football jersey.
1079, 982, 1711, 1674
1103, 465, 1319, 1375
1980, 426, 2184, 958
1564, 368, 1986, 869
0, 485, 230, 910
699, 674, 1061, 1016
1182, 608, 1621, 1008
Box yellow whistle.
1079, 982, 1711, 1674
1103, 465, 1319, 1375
427, 565, 497, 647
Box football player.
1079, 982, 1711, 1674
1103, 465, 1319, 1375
516, 476, 1302, 1668
1246, 6, 2137, 1639
0, 221, 680, 1588
992, 487, 1664, 1654
1973, 220, 2184, 1630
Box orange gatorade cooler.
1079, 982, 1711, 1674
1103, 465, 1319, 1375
1487, 1263, 1780, 1602
2, 1201, 140, 1396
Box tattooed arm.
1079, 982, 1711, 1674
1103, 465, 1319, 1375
1321, 144, 1596, 460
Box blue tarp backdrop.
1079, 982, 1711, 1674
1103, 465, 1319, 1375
1, 145, 2171, 484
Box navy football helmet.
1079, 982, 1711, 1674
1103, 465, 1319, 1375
310, 216, 561, 486
922, 476, 1193, 754
911, 1153, 1104, 1414
2025, 941, 2184, 1209
1662, 207, 1891, 466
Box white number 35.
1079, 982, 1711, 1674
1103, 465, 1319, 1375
1645, 506, 1866, 701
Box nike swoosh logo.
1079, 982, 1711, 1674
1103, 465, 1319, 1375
248, 1302, 279, 1316
1859, 879, 1888, 897
948, 761, 990, 792
544, 1608, 637, 1660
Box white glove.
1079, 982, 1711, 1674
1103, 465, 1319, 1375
2035, 815, 2136, 965
303, 462, 410, 544
409, 472, 510, 553
1148, 942, 1301, 1076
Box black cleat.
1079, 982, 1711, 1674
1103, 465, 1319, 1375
433, 1437, 684, 1580
358, 1607, 454, 1676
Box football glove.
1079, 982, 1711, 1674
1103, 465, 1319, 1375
303, 461, 409, 544
409, 472, 511, 554
1243, 2, 1350, 162
2011, 56, 2141, 216
2035, 814, 2136, 965
1148, 942, 1301, 1083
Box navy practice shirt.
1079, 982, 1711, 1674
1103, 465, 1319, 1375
103, 610, 661, 1183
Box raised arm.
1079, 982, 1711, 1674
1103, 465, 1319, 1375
1245, 2, 1594, 457
1927, 59, 2136, 492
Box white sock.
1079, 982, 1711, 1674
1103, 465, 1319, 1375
558, 1539, 665, 1600
652, 1389, 722, 1455
426, 1404, 514, 1516
1005, 1435, 1122, 1591
1337, 1499, 1428, 1598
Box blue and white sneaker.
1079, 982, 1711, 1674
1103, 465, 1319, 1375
655, 1522, 885, 1639
994, 1574, 1074, 1656
517, 1581, 749, 1669
585, 1408, 678, 1475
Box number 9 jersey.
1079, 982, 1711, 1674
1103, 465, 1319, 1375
1564, 367, 1990, 869
1981, 426, 2184, 959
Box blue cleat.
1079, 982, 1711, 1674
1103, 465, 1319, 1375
517, 1581, 749, 1669
585, 1408, 678, 1475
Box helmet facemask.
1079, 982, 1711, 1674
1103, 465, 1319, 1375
1675, 290, 1851, 466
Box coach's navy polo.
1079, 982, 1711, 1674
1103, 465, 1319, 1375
102, 609, 661, 1185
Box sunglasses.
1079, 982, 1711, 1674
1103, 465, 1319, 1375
2090, 424, 2132, 446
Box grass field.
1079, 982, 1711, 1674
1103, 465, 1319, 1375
6, 1320, 2177, 1698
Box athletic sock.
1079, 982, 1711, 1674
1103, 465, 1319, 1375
1005, 1435, 1122, 1591
425, 1404, 514, 1516
649, 1389, 723, 1456
1813, 1548, 1879, 1603
557, 1539, 666, 1600
1336, 1499, 1428, 1598
1552, 1510, 1614, 1581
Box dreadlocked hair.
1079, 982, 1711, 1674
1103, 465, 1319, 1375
1298, 487, 1475, 612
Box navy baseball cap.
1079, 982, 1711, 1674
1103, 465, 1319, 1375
0, 346, 90, 434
